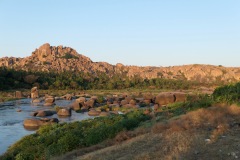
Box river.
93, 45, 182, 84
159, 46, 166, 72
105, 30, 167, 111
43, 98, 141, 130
0, 98, 92, 155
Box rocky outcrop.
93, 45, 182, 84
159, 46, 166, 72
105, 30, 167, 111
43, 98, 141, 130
1, 43, 240, 83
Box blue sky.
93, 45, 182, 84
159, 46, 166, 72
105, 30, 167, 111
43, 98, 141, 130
0, 0, 239, 66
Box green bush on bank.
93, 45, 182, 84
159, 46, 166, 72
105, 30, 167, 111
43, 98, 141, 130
1, 110, 150, 160
212, 82, 240, 104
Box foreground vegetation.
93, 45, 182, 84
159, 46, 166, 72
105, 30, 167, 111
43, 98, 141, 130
1, 111, 150, 160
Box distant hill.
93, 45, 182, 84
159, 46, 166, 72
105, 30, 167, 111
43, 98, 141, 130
1, 43, 240, 83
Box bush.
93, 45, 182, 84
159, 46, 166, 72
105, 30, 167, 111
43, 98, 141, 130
1, 111, 150, 159
61, 53, 78, 59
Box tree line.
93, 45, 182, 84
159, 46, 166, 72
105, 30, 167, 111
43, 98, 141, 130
0, 67, 208, 90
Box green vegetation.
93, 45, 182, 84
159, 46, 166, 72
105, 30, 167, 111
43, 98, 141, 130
0, 67, 207, 91
212, 82, 240, 104
2, 81, 240, 159
60, 53, 78, 59
1, 111, 150, 160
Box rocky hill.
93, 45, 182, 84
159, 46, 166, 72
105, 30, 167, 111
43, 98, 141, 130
1, 43, 240, 83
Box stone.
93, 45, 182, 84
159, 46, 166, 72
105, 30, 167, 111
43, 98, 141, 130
85, 99, 95, 108
121, 100, 128, 106
173, 92, 187, 102
23, 119, 42, 129
15, 91, 23, 98
99, 112, 110, 117
143, 93, 153, 101
35, 110, 56, 117
91, 96, 98, 101
129, 99, 137, 105
44, 103, 54, 106
88, 110, 101, 116
45, 97, 55, 103
155, 92, 175, 105
76, 97, 86, 103
23, 118, 59, 129
32, 98, 41, 103
71, 102, 82, 111
125, 96, 132, 103
57, 108, 72, 116
31, 87, 39, 99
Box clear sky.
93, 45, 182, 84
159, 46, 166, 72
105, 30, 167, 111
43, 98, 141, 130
0, 0, 239, 67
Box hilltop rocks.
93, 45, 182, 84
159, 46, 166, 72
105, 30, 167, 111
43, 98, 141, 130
1, 43, 240, 83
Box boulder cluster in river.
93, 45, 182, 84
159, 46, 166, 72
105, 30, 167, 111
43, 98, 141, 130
23, 87, 188, 129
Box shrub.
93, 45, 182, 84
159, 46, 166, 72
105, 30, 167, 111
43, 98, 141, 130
1, 111, 150, 159
61, 53, 78, 59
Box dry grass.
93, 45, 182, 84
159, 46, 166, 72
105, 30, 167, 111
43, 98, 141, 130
68, 104, 240, 160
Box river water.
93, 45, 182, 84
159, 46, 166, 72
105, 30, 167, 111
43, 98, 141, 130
0, 98, 92, 155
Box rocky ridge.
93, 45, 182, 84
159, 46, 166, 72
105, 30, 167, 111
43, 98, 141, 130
1, 43, 240, 83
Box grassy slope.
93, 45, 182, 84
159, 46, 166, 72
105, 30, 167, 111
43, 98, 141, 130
56, 104, 240, 160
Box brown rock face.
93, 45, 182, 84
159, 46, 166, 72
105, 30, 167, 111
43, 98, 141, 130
1, 43, 240, 83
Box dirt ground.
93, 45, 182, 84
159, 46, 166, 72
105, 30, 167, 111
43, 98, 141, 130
54, 105, 240, 160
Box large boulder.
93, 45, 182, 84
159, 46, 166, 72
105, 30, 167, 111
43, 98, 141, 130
34, 110, 56, 117
44, 97, 55, 106
85, 99, 95, 108
173, 92, 187, 102
155, 92, 175, 106
76, 97, 86, 104
23, 119, 42, 129
23, 118, 59, 129
88, 109, 100, 116
45, 97, 55, 103
57, 108, 72, 116
71, 102, 82, 111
